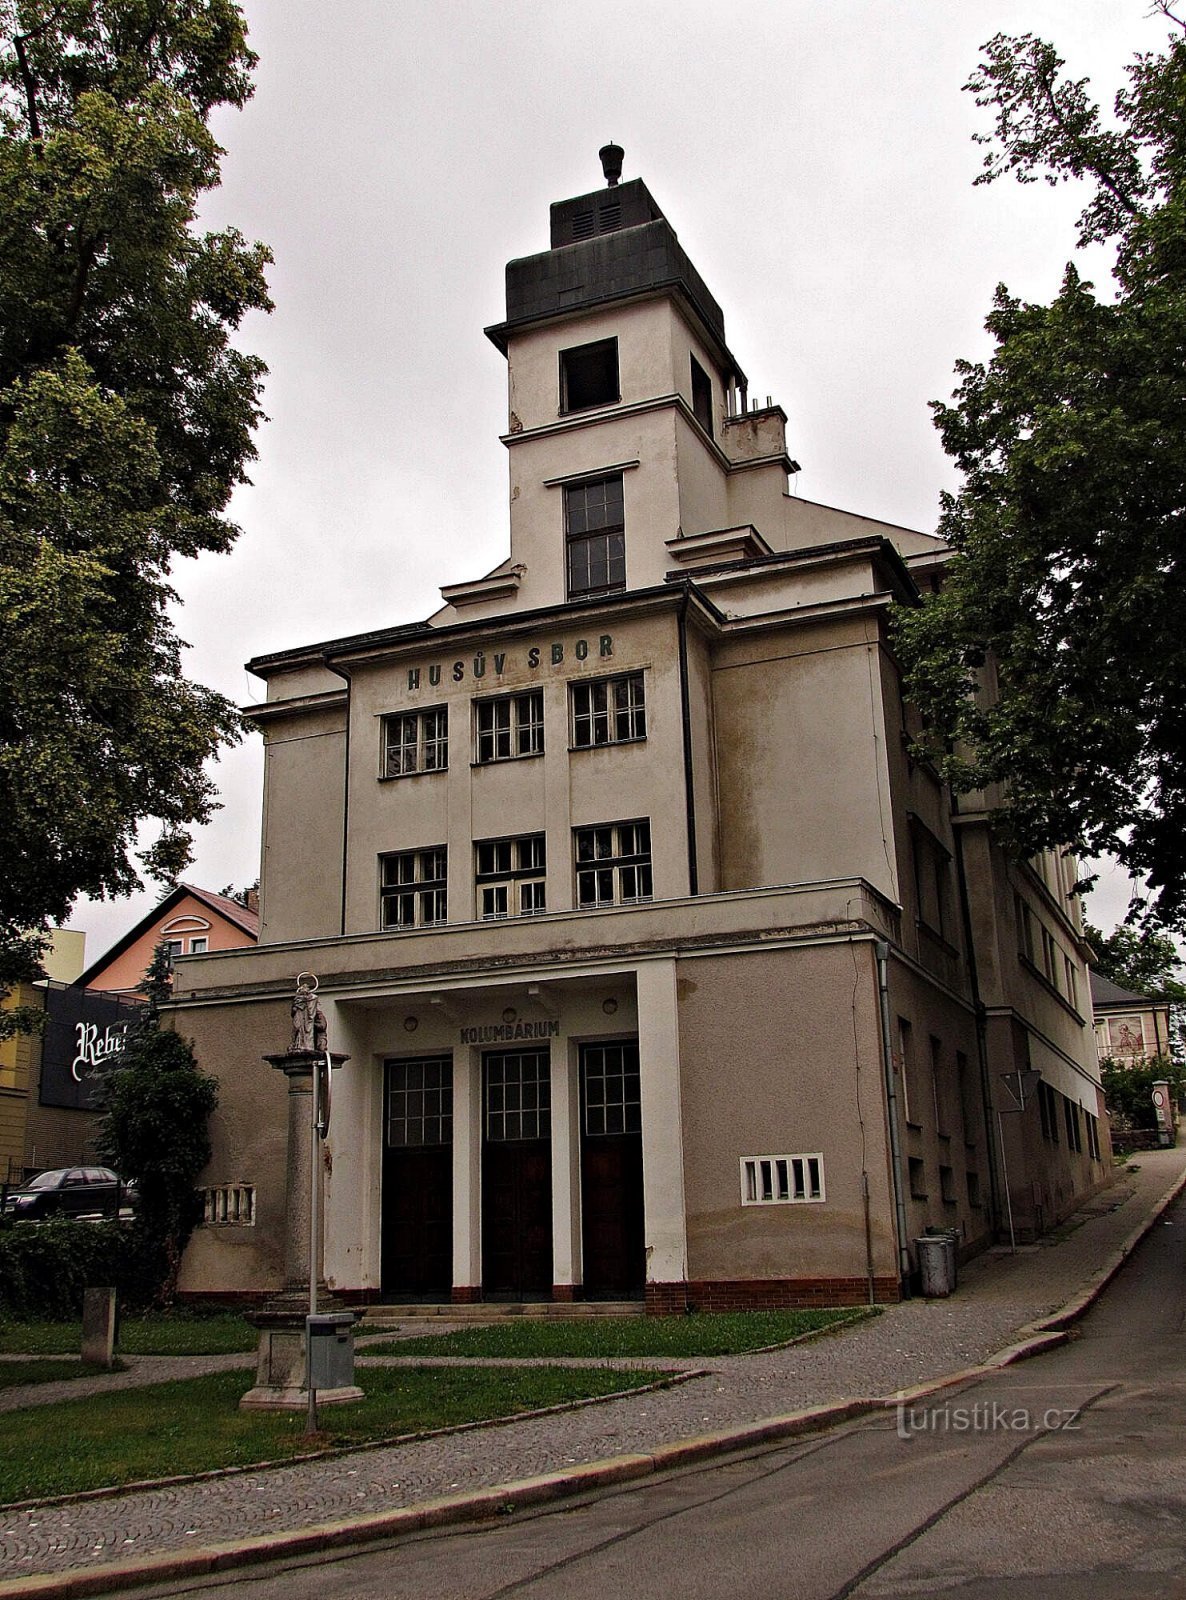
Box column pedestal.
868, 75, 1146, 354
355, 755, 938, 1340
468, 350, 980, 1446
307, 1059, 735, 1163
239, 1049, 363, 1410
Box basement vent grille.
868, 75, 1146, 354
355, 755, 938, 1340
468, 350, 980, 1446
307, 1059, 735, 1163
740, 1155, 825, 1206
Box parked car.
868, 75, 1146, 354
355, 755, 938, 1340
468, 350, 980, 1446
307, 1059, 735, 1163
2, 1166, 134, 1220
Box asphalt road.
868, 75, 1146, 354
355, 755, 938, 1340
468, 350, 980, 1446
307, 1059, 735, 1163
114, 1198, 1186, 1600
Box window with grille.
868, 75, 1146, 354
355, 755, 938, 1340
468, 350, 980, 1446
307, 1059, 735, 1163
380, 847, 447, 929
571, 672, 646, 748
474, 690, 544, 763
581, 1042, 641, 1136
740, 1154, 825, 1205
565, 474, 625, 600
485, 1050, 551, 1142
382, 707, 448, 777
475, 833, 547, 919
201, 1184, 255, 1226
560, 338, 619, 413
574, 819, 652, 907
386, 1057, 453, 1147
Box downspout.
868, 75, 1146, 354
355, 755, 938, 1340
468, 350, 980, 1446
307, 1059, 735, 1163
950, 794, 1003, 1237
323, 659, 352, 937
676, 592, 699, 896
875, 940, 912, 1298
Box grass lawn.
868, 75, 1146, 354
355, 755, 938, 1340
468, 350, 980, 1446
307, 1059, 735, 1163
0, 1364, 664, 1505
367, 1307, 871, 1359
0, 1313, 256, 1357
0, 1358, 125, 1389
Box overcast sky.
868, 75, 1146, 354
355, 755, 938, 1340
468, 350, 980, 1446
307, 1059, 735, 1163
67, 0, 1169, 960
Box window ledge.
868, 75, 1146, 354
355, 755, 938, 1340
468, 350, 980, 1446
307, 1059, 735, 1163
471, 752, 545, 769
569, 736, 648, 754
379, 769, 448, 783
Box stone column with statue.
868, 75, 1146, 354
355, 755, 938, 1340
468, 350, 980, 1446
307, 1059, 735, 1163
239, 975, 363, 1410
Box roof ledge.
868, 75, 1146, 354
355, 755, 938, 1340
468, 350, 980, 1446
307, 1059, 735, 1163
665, 525, 774, 569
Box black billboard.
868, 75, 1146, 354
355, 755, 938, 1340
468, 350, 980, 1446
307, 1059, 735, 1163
39, 985, 144, 1111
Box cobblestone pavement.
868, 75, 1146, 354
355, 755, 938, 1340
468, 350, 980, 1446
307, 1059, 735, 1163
1, 1148, 1182, 1584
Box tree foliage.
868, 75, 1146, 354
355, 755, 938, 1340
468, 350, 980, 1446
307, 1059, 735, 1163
896, 10, 1186, 930
0, 1, 271, 997
98, 941, 217, 1302
1085, 919, 1186, 1001
1100, 1054, 1185, 1130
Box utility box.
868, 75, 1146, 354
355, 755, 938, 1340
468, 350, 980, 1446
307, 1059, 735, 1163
916, 1236, 956, 1298
306, 1313, 356, 1390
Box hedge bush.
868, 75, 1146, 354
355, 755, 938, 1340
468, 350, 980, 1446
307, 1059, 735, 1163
0, 1218, 164, 1320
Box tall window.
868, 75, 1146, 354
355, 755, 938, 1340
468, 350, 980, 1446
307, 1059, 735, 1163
486, 1051, 551, 1142
380, 848, 447, 929
560, 338, 619, 413
386, 1057, 453, 1147
582, 1042, 641, 1136
382, 708, 448, 777
565, 474, 625, 600
574, 820, 651, 907
475, 834, 547, 918
690, 353, 713, 436
571, 672, 646, 748
475, 690, 544, 763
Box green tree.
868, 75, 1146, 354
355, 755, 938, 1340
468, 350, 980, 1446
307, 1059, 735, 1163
896, 10, 1186, 931
0, 1, 271, 1019
1085, 920, 1186, 1001
1100, 1055, 1185, 1131
98, 940, 218, 1302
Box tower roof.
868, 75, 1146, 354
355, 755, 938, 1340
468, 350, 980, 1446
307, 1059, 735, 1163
485, 155, 744, 385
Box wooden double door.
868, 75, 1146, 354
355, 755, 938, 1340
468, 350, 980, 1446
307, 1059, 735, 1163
382, 1042, 646, 1302
482, 1049, 554, 1297
381, 1056, 453, 1300
579, 1041, 645, 1297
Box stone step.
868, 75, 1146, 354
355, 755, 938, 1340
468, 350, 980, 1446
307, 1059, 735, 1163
355, 1300, 646, 1323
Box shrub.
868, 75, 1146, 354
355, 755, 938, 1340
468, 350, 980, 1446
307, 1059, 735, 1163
0, 1219, 160, 1320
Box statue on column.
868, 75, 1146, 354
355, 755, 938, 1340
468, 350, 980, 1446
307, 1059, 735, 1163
290, 973, 327, 1055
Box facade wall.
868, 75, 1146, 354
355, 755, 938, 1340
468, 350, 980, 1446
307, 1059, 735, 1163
711, 616, 900, 905
176, 166, 1110, 1310
676, 944, 897, 1289
175, 999, 291, 1296
88, 893, 255, 995
258, 705, 346, 943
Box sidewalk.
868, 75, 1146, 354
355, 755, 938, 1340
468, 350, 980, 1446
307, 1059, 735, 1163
2, 1147, 1183, 1597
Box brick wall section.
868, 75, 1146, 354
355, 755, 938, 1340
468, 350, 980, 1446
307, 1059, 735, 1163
646, 1277, 901, 1313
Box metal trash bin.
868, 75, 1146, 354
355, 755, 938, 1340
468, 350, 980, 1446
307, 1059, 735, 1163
306, 1312, 356, 1389
916, 1235, 955, 1298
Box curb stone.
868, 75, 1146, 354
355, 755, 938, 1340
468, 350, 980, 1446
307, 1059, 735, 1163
2, 1164, 1184, 1600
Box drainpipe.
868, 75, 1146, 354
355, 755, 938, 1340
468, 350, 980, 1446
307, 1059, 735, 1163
676, 592, 699, 896
875, 940, 912, 1298
950, 795, 1003, 1238
323, 659, 353, 937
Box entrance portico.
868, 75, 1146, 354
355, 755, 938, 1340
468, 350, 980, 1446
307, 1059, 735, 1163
320, 958, 687, 1305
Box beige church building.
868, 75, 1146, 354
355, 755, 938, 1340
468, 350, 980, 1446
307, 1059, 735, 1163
172, 151, 1109, 1309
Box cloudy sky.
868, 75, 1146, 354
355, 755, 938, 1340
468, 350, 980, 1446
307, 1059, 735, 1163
67, 0, 1167, 958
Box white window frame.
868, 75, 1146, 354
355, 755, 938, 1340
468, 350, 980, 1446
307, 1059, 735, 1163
475, 834, 547, 919
574, 819, 652, 907
474, 690, 544, 763
740, 1154, 825, 1205
380, 847, 448, 929
382, 707, 448, 778
571, 672, 646, 749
